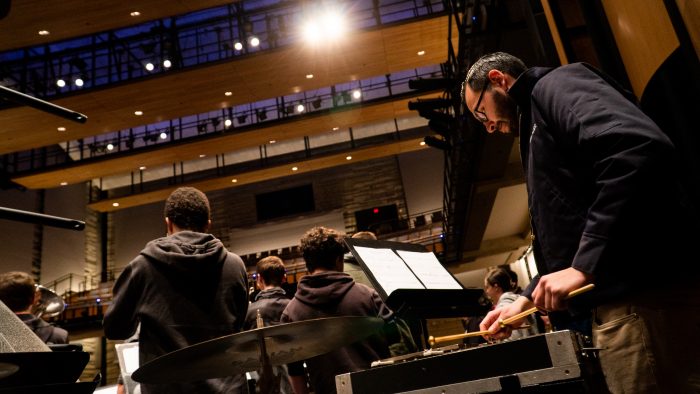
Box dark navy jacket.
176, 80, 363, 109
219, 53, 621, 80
510, 63, 699, 310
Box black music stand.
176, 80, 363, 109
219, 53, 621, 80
344, 239, 488, 319
0, 351, 97, 393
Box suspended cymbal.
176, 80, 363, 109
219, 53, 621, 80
0, 362, 19, 380
132, 316, 384, 384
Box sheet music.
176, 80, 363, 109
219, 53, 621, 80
122, 346, 140, 373
354, 246, 425, 295
396, 250, 463, 290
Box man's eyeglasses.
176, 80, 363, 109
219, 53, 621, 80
473, 81, 489, 124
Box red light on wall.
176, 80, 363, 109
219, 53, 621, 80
373, 208, 379, 214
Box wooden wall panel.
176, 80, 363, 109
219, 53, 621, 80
600, 0, 679, 97
676, 0, 700, 61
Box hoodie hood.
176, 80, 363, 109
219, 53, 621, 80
295, 272, 355, 307
140, 231, 227, 273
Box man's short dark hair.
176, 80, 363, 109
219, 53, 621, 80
462, 52, 527, 100
164, 187, 211, 232
256, 256, 286, 287
0, 271, 36, 312
301, 226, 346, 272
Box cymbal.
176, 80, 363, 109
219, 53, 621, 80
0, 362, 19, 380
132, 316, 384, 384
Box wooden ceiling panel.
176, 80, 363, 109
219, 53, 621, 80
0, 0, 235, 52
0, 17, 449, 155
12, 93, 440, 189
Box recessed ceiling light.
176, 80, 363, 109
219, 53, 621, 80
417, 50, 426, 56
139, 166, 146, 170
199, 154, 206, 158
60, 182, 68, 186
269, 140, 276, 144
224, 91, 233, 96
231, 179, 238, 183
112, 202, 120, 207
346, 156, 352, 160
420, 141, 426, 146
130, 11, 141, 17
57, 127, 66, 132
332, 127, 339, 131
134, 110, 143, 116
291, 166, 298, 171
306, 74, 314, 79
38, 30, 50, 36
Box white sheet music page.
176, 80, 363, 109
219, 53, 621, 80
354, 246, 424, 295
396, 250, 463, 290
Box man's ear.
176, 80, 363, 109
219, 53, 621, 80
487, 69, 507, 86
165, 217, 174, 235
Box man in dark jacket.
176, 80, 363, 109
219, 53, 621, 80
243, 255, 293, 393
104, 187, 249, 394
281, 226, 392, 394
463, 52, 700, 393
0, 271, 69, 345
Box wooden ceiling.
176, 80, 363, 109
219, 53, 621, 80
0, 3, 455, 210
0, 0, 235, 51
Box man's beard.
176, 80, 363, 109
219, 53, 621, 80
492, 89, 519, 135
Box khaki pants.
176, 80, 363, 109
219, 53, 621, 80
593, 289, 700, 394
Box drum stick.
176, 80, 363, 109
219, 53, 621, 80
499, 284, 595, 327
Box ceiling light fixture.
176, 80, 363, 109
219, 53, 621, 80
199, 154, 206, 158
130, 11, 141, 17
332, 127, 339, 131
139, 166, 146, 170
224, 91, 233, 96
231, 179, 238, 183
224, 119, 232, 127
74, 78, 84, 87
352, 89, 362, 99
145, 62, 155, 71
249, 36, 260, 47
346, 156, 352, 160
296, 104, 305, 113
291, 166, 298, 171
56, 79, 66, 88
112, 202, 120, 207
60, 182, 68, 186
306, 74, 314, 79
269, 140, 276, 144
159, 132, 168, 140
57, 127, 66, 132
38, 30, 50, 36
233, 42, 243, 51
163, 59, 172, 68
106, 143, 114, 151
417, 50, 426, 56
134, 110, 143, 116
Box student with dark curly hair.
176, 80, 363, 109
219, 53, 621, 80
281, 226, 392, 394
104, 187, 249, 394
